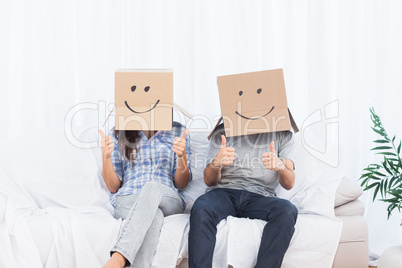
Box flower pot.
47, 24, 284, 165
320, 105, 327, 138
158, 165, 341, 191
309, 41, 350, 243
378, 245, 402, 268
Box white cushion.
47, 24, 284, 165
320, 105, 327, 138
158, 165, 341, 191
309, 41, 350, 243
0, 126, 112, 212
335, 176, 363, 207
290, 176, 342, 218
275, 137, 322, 200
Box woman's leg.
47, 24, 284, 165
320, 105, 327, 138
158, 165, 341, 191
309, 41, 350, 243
130, 208, 164, 267
110, 181, 183, 266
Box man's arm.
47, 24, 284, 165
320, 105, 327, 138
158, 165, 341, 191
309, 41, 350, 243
204, 135, 235, 187
277, 158, 295, 190
262, 141, 295, 190
204, 163, 222, 187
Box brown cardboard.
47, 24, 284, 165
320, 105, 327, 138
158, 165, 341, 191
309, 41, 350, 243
115, 69, 173, 130
173, 102, 193, 120
210, 69, 298, 138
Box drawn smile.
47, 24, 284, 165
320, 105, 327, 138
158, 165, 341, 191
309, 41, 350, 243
125, 100, 160, 114
235, 106, 275, 120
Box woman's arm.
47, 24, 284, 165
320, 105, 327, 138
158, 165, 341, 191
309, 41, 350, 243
174, 153, 190, 189
173, 129, 190, 189
99, 129, 122, 193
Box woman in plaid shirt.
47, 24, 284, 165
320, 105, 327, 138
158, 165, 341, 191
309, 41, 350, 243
99, 121, 192, 268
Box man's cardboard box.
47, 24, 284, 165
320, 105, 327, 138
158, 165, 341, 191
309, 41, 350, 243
209, 68, 298, 138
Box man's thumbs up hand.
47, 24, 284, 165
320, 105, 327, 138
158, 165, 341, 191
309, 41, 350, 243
221, 135, 227, 148
212, 135, 236, 168
269, 141, 275, 153
263, 141, 285, 171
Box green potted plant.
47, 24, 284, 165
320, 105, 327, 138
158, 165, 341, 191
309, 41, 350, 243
360, 107, 402, 268
359, 107, 402, 221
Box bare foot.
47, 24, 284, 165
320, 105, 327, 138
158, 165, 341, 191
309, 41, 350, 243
104, 252, 126, 268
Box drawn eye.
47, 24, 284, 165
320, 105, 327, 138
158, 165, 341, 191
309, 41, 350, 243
239, 91, 243, 96
131, 85, 136, 92
257, 88, 262, 94
144, 86, 150, 92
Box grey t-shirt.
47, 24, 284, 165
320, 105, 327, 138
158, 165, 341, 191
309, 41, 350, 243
207, 124, 295, 197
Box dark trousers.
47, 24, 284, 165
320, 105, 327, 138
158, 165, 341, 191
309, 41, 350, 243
188, 188, 297, 268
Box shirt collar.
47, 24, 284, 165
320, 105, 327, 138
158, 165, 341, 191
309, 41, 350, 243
138, 130, 162, 142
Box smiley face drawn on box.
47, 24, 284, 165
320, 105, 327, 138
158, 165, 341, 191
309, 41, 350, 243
214, 69, 298, 137
114, 69, 173, 131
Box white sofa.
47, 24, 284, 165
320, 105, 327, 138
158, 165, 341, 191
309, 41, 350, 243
0, 127, 368, 268
333, 182, 369, 268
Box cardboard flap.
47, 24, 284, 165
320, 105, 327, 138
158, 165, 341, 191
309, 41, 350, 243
173, 102, 193, 119
207, 117, 223, 140
288, 108, 299, 133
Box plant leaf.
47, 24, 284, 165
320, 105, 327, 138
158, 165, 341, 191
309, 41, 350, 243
369, 175, 382, 181
389, 176, 398, 189
373, 139, 389, 143
384, 180, 388, 197
371, 146, 393, 151
360, 173, 372, 179
373, 186, 380, 201
363, 167, 374, 172
360, 177, 370, 187
387, 159, 398, 173
378, 152, 397, 156
380, 181, 384, 198
372, 171, 387, 177
365, 182, 379, 191
383, 159, 393, 175
371, 127, 386, 137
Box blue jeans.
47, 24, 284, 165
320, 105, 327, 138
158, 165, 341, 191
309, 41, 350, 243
189, 188, 297, 268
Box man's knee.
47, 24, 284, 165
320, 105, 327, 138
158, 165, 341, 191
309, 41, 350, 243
190, 196, 218, 224
276, 199, 298, 222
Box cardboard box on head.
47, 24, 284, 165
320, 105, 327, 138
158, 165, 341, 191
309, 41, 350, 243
209, 68, 299, 139
115, 69, 174, 131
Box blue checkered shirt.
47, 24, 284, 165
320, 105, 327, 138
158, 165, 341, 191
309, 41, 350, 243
107, 122, 192, 207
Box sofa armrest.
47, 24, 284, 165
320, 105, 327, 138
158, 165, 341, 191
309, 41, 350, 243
332, 215, 368, 268
335, 199, 365, 217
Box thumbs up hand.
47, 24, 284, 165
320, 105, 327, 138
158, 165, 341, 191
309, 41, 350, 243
212, 135, 236, 168
99, 129, 114, 160
262, 141, 285, 171
173, 129, 189, 158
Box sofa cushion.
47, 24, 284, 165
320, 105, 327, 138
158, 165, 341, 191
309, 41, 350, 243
335, 200, 365, 216
335, 176, 363, 207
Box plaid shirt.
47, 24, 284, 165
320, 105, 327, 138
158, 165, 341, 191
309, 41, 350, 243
108, 122, 192, 207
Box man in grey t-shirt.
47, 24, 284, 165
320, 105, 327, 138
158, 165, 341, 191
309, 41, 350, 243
189, 124, 297, 268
